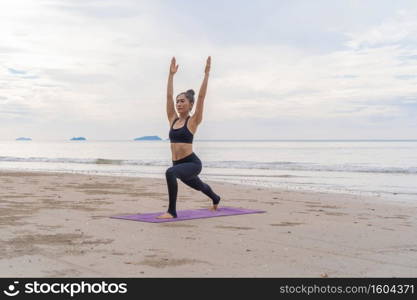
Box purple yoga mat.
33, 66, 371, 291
110, 206, 266, 223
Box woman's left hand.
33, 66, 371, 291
204, 56, 211, 74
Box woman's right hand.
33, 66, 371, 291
170, 57, 179, 75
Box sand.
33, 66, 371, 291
0, 170, 416, 277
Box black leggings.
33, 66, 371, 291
165, 152, 220, 217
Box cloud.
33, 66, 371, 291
395, 75, 417, 80
398, 54, 417, 60
46, 0, 147, 19
0, 46, 22, 53
8, 68, 27, 75
344, 10, 417, 49
0, 0, 417, 139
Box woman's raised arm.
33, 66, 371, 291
193, 56, 211, 125
167, 57, 179, 122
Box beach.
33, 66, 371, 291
1, 170, 416, 277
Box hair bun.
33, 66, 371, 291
186, 89, 195, 96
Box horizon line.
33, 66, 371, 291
2, 138, 417, 142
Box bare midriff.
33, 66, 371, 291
170, 143, 193, 161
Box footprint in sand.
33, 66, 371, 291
215, 225, 254, 230
270, 222, 304, 227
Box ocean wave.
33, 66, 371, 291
0, 156, 416, 174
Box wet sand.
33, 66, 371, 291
0, 170, 416, 277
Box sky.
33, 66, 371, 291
1, 0, 417, 140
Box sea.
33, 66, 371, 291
1, 139, 416, 203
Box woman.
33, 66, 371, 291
157, 56, 221, 219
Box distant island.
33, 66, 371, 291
70, 137, 86, 141
134, 135, 162, 141
16, 137, 32, 141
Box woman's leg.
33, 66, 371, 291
164, 162, 202, 217
181, 176, 221, 205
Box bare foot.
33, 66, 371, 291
156, 212, 175, 219
209, 204, 219, 211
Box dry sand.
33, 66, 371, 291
0, 170, 416, 277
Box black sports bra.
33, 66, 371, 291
169, 116, 194, 144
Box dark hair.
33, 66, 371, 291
177, 89, 195, 111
